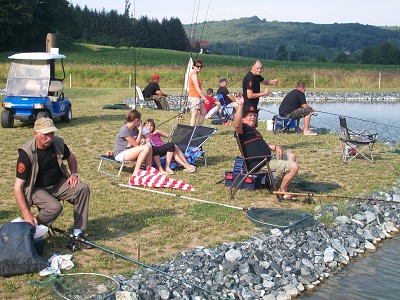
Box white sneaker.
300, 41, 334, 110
304, 130, 317, 136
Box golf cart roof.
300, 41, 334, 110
8, 52, 66, 60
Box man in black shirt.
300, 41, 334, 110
234, 94, 299, 200
216, 78, 236, 106
142, 74, 170, 110
14, 118, 90, 244
242, 60, 278, 110
279, 81, 316, 135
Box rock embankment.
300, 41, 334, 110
114, 180, 400, 300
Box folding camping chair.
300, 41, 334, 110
97, 155, 131, 177
216, 94, 234, 120
339, 116, 377, 163
229, 132, 277, 199
136, 85, 156, 109
167, 124, 217, 166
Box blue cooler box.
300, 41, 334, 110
224, 171, 265, 191
273, 115, 296, 134
225, 157, 267, 191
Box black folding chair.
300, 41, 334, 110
167, 124, 217, 166
229, 132, 277, 200
339, 116, 377, 163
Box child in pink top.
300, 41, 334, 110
144, 119, 196, 174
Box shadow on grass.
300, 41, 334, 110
88, 209, 178, 240
59, 114, 124, 127
216, 129, 235, 136
206, 155, 237, 166
292, 177, 341, 193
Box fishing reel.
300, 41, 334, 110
66, 236, 80, 251
302, 196, 315, 204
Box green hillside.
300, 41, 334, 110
184, 17, 400, 61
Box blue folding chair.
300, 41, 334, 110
216, 94, 234, 121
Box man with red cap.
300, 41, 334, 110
143, 74, 170, 110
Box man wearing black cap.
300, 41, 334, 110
143, 74, 170, 110
234, 95, 299, 200
216, 78, 236, 107
14, 117, 91, 246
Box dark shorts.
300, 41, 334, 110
284, 107, 312, 119
152, 143, 175, 156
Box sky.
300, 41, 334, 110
69, 0, 400, 27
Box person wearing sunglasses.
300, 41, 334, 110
188, 59, 207, 126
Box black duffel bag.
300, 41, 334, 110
0, 222, 47, 276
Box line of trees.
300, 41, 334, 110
0, 0, 189, 52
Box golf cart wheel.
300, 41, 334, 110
1, 110, 14, 128
37, 111, 50, 120
61, 105, 72, 122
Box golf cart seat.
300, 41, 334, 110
49, 80, 64, 93
49, 80, 64, 102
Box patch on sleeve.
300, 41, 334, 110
249, 81, 253, 87
17, 162, 25, 174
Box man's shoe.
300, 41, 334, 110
295, 126, 302, 134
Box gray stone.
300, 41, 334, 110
225, 249, 242, 261
323, 247, 335, 263
365, 211, 376, 223
116, 291, 138, 300
365, 240, 376, 250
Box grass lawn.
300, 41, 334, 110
1, 88, 399, 299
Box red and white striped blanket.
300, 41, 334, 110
129, 167, 194, 191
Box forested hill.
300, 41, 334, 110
184, 16, 400, 61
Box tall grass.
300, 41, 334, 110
1, 44, 400, 90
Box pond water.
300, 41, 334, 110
300, 235, 400, 300
258, 101, 400, 299
258, 102, 400, 144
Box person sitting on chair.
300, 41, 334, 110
234, 94, 299, 200
142, 74, 170, 111
14, 117, 90, 242
143, 119, 196, 173
202, 88, 221, 120
110, 110, 153, 176
278, 81, 317, 135
216, 78, 237, 108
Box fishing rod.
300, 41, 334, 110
310, 149, 400, 154
273, 191, 400, 203
258, 107, 277, 115
133, 0, 137, 107
180, 0, 211, 111
51, 227, 224, 299
157, 101, 202, 127
114, 182, 312, 229
317, 110, 400, 130
114, 182, 243, 210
